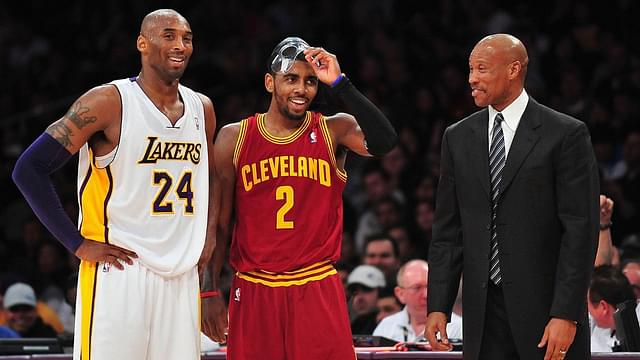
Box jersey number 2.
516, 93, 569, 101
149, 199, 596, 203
152, 170, 194, 215
276, 185, 294, 229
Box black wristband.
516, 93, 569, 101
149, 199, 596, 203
600, 222, 612, 230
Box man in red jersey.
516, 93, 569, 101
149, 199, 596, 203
201, 37, 397, 359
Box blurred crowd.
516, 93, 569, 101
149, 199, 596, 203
1, 0, 640, 348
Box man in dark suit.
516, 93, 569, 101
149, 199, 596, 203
424, 34, 600, 360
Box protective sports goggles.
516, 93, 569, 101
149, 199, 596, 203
270, 39, 309, 74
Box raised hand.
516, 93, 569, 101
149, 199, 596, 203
303, 47, 342, 86
599, 195, 614, 225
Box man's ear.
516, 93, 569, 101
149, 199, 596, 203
137, 35, 146, 52
509, 61, 522, 80
265, 73, 274, 93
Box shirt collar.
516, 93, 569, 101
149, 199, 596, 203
488, 89, 529, 132
396, 306, 410, 326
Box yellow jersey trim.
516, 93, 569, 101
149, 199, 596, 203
319, 116, 347, 181
237, 261, 337, 287
78, 260, 98, 360
257, 112, 311, 145
233, 119, 248, 168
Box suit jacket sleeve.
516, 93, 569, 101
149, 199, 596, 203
428, 127, 463, 318
550, 121, 600, 321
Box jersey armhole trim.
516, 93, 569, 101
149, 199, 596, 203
232, 119, 249, 169
91, 83, 123, 169
319, 116, 347, 181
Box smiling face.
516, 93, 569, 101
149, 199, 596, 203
138, 10, 193, 83
468, 34, 527, 111
265, 60, 318, 121
6, 305, 38, 334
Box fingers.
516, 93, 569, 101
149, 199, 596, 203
303, 47, 336, 67
106, 255, 124, 270
426, 323, 452, 351
537, 326, 549, 349
110, 244, 138, 258
107, 247, 136, 267
544, 342, 568, 360
539, 319, 573, 360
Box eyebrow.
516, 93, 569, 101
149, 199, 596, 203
161, 28, 193, 35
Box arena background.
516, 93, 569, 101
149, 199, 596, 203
0, 0, 639, 344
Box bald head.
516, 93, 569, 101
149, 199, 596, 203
140, 9, 189, 37
475, 34, 529, 77
396, 259, 429, 287
468, 33, 528, 110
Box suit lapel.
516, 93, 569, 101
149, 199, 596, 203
500, 99, 542, 194
468, 109, 490, 200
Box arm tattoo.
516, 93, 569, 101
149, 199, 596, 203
66, 101, 97, 129
46, 121, 74, 148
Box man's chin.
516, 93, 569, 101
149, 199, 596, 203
473, 97, 488, 108
286, 110, 306, 121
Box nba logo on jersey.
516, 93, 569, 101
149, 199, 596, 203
102, 262, 111, 273
309, 130, 317, 143
194, 115, 200, 130
234, 288, 241, 302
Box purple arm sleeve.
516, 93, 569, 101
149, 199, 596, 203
12, 133, 84, 253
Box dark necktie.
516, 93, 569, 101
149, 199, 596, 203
489, 113, 505, 285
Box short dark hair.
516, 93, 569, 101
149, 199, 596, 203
589, 265, 635, 306
365, 234, 399, 259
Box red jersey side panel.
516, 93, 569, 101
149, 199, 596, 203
230, 112, 346, 273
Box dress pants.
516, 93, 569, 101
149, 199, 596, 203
478, 282, 520, 359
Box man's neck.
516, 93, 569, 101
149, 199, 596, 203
264, 109, 306, 135
408, 308, 427, 329
137, 72, 180, 103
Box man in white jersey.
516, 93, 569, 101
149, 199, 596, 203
12, 9, 217, 360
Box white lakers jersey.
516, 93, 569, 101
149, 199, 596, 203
77, 77, 209, 277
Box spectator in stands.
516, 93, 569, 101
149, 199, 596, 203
375, 287, 402, 323
587, 265, 639, 352
363, 234, 401, 287
348, 265, 386, 335
354, 164, 404, 252
3, 282, 56, 338
387, 224, 417, 263
374, 260, 462, 342
622, 260, 640, 300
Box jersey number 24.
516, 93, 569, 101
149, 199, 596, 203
152, 170, 194, 215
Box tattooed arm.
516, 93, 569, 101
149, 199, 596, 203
12, 84, 137, 264
46, 85, 121, 156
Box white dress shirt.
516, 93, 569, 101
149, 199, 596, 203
373, 307, 463, 343
488, 89, 529, 158
589, 303, 640, 352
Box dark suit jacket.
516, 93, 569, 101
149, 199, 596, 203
428, 98, 600, 360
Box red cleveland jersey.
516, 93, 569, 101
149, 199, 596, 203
230, 112, 347, 273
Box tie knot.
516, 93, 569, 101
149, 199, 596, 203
495, 113, 504, 124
